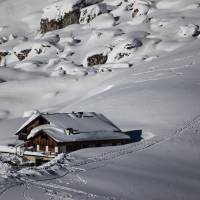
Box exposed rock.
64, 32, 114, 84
132, 8, 139, 17
177, 24, 200, 38
40, 19, 61, 34
87, 53, 107, 66
41, 9, 80, 33
40, 0, 104, 33
79, 3, 108, 24
0, 51, 9, 67
107, 39, 143, 63
132, 1, 150, 17
0, 52, 9, 57
15, 49, 31, 61
62, 9, 81, 28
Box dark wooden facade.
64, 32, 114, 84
26, 131, 131, 154
18, 116, 49, 141
27, 131, 57, 153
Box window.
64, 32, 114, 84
64, 128, 74, 135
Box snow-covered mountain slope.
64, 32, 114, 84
0, 0, 200, 199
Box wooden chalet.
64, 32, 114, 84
15, 112, 131, 155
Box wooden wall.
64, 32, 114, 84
27, 132, 131, 154
18, 116, 49, 141
28, 131, 57, 152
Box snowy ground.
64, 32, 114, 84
0, 0, 200, 199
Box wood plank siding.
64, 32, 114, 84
28, 131, 57, 153
18, 116, 49, 140
27, 131, 131, 154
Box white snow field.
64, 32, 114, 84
0, 0, 200, 199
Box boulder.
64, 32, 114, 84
0, 51, 9, 67
0, 51, 9, 57
41, 9, 81, 34
79, 3, 108, 24
177, 24, 200, 38
13, 41, 58, 62
87, 53, 108, 66
132, 0, 150, 18
40, 0, 104, 33
14, 49, 31, 61
107, 39, 142, 63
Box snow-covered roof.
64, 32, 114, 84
27, 124, 129, 143
42, 112, 121, 132
16, 112, 121, 135
15, 112, 41, 135
28, 124, 64, 141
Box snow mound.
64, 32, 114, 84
177, 24, 199, 38
89, 13, 116, 29
13, 41, 59, 61
28, 124, 64, 140
80, 3, 108, 24
107, 38, 143, 63
42, 0, 85, 21
23, 110, 40, 118
51, 61, 88, 76
132, 0, 151, 17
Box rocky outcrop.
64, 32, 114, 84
40, 0, 105, 33
132, 1, 150, 17
87, 53, 107, 66
107, 39, 143, 63
0, 51, 9, 57
41, 9, 81, 34
0, 51, 9, 67
132, 8, 139, 17
177, 24, 200, 38
79, 3, 108, 24
14, 49, 31, 61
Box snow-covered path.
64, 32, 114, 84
1, 0, 200, 199
1, 112, 200, 199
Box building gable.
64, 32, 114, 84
15, 114, 49, 137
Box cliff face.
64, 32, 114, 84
87, 53, 108, 66
40, 9, 81, 33
40, 0, 103, 33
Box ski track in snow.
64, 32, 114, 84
1, 0, 200, 199
1, 113, 200, 199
